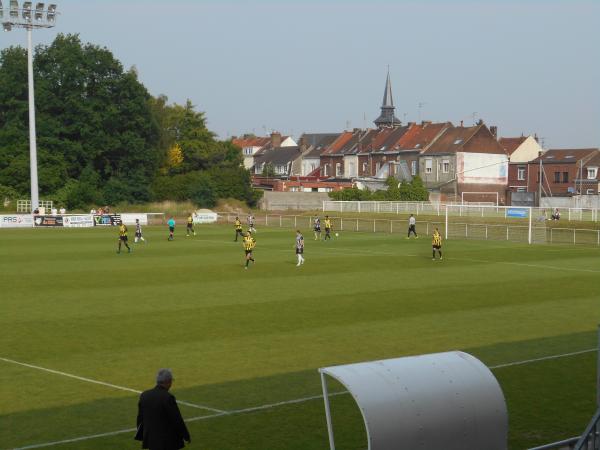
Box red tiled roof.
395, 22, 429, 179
232, 137, 271, 148
531, 148, 599, 164
397, 122, 450, 150
422, 124, 505, 155
498, 137, 527, 155
322, 131, 354, 155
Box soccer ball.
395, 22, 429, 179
335, 233, 339, 237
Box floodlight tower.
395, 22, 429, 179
2, 1, 58, 212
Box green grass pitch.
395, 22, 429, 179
1, 224, 599, 450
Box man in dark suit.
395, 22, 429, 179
135, 369, 191, 450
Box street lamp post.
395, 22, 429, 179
2, 1, 58, 212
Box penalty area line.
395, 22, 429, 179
0, 356, 225, 414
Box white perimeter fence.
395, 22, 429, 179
323, 200, 600, 222
218, 211, 600, 247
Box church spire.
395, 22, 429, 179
374, 67, 401, 129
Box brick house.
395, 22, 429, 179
232, 132, 296, 170
501, 136, 543, 193
419, 123, 509, 203
527, 148, 600, 196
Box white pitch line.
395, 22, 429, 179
8, 346, 599, 450
489, 347, 597, 369
9, 392, 348, 450
0, 357, 225, 414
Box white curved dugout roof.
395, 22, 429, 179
319, 351, 507, 450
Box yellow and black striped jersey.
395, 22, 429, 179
235, 219, 242, 230
432, 232, 442, 246
243, 235, 256, 251
119, 224, 127, 236
187, 216, 193, 224
324, 219, 332, 229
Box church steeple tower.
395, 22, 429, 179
374, 68, 401, 129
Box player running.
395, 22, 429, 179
186, 213, 196, 237
234, 216, 244, 241
243, 230, 256, 269
313, 217, 321, 240
295, 230, 305, 266
247, 213, 257, 233
407, 214, 418, 239
432, 227, 443, 260
167, 216, 175, 241
134, 219, 146, 243
324, 216, 333, 240
117, 220, 131, 254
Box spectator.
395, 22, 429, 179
59, 206, 66, 215
551, 208, 560, 220
135, 369, 191, 449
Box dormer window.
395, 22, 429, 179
587, 167, 598, 179
453, 139, 463, 145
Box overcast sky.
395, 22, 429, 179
2, 0, 598, 148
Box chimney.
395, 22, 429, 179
298, 136, 308, 152
460, 120, 464, 127
490, 126, 498, 138
407, 122, 415, 127
421, 120, 432, 126
270, 132, 282, 148
534, 133, 539, 143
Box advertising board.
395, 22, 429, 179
93, 214, 121, 226
34, 215, 64, 227
506, 208, 529, 218
193, 212, 218, 224
0, 214, 34, 228
63, 215, 95, 228
120, 213, 148, 225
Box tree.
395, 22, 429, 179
0, 34, 160, 202
261, 162, 275, 177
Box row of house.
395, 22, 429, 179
232, 71, 598, 204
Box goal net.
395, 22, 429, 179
445, 205, 536, 244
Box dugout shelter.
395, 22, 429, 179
319, 351, 508, 450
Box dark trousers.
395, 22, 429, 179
408, 225, 417, 237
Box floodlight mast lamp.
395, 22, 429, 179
2, 1, 58, 212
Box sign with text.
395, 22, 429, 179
506, 208, 529, 218
34, 215, 64, 227
63, 215, 95, 228
93, 214, 121, 226
0, 214, 34, 228
193, 212, 218, 224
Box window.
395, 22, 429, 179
516, 187, 527, 193
554, 172, 561, 183
362, 162, 368, 173
323, 164, 329, 176
425, 159, 432, 174
335, 163, 342, 177
411, 160, 417, 176
588, 167, 598, 179
586, 189, 595, 195
442, 160, 450, 174
563, 172, 569, 183
277, 165, 287, 174
453, 139, 463, 145
517, 166, 526, 181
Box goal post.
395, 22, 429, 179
444, 204, 536, 245
460, 191, 499, 206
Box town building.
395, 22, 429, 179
527, 148, 600, 196
419, 122, 509, 203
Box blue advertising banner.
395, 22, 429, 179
506, 208, 529, 218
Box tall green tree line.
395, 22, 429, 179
0, 34, 259, 209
